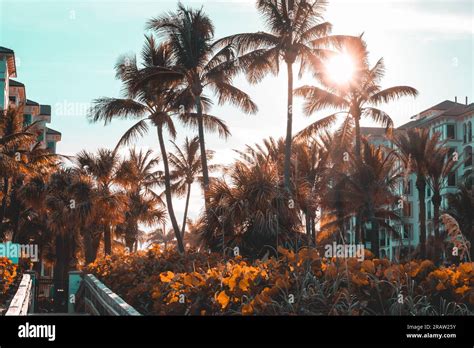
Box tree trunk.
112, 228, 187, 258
416, 176, 427, 259
157, 126, 185, 253
368, 206, 380, 257
284, 62, 294, 193
181, 183, 192, 239
104, 224, 112, 255
195, 95, 210, 207
83, 232, 94, 264
432, 191, 442, 263
0, 177, 10, 239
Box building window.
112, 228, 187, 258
426, 186, 431, 197
403, 224, 413, 239
469, 122, 473, 142
448, 172, 456, 186
403, 201, 412, 217
465, 146, 473, 167
446, 124, 456, 140
464, 124, 467, 143
465, 170, 473, 189
404, 180, 412, 195
427, 202, 432, 220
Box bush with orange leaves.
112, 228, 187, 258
87, 246, 474, 315
0, 257, 18, 298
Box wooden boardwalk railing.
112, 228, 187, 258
82, 274, 141, 316
5, 273, 33, 316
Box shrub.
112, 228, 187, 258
0, 257, 18, 297
87, 246, 474, 315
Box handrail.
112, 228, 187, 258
5, 274, 33, 316
83, 274, 141, 316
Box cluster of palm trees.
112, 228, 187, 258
1, 1, 473, 281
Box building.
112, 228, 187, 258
356, 99, 474, 260
0, 46, 61, 153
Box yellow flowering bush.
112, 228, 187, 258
0, 257, 18, 297
87, 246, 474, 315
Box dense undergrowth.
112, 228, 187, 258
87, 246, 474, 315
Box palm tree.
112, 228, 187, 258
146, 225, 176, 249
338, 138, 401, 257
199, 141, 303, 258
45, 168, 96, 311
168, 136, 215, 238
393, 128, 443, 259
425, 143, 457, 260
445, 185, 474, 261
114, 149, 167, 251
217, 0, 345, 193
0, 104, 59, 240
90, 38, 182, 253
295, 38, 418, 162
146, 3, 257, 204
75, 149, 126, 255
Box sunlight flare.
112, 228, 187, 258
325, 53, 355, 85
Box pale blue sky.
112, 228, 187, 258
1, 0, 473, 222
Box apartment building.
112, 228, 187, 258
0, 46, 61, 153
358, 99, 474, 260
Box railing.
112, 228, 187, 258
82, 274, 141, 316
5, 273, 33, 316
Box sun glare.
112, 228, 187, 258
325, 53, 355, 85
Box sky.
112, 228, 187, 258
1, 0, 473, 226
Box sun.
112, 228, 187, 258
325, 53, 355, 85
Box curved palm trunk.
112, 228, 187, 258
416, 176, 427, 259
181, 183, 192, 239
284, 62, 294, 193
157, 126, 185, 253
195, 95, 210, 207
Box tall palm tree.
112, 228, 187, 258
114, 149, 167, 251
393, 128, 442, 259
168, 136, 215, 238
217, 0, 343, 193
91, 38, 191, 253
146, 3, 257, 204
75, 149, 126, 255
295, 38, 418, 162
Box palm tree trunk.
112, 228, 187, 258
284, 62, 294, 193
157, 126, 185, 253
432, 191, 442, 262
416, 176, 427, 259
0, 177, 10, 238
181, 183, 192, 239
353, 112, 362, 161
195, 95, 210, 207
104, 224, 112, 255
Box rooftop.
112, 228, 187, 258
0, 46, 14, 55
9, 80, 25, 88
46, 128, 62, 136
26, 99, 39, 106
0, 46, 17, 78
